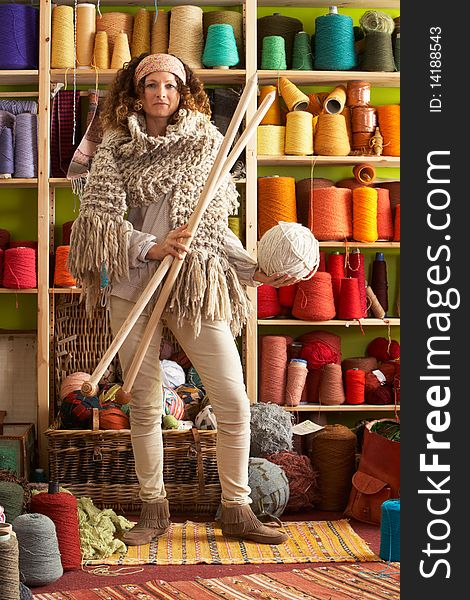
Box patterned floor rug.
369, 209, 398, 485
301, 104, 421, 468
82, 519, 378, 566
33, 562, 400, 599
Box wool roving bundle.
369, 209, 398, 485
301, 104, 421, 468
257, 222, 320, 281
250, 403, 293, 457
267, 450, 319, 511
248, 457, 289, 518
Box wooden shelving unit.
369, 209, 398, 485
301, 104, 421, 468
249, 3, 401, 411
1, 0, 400, 466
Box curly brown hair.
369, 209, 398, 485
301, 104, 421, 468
101, 53, 211, 131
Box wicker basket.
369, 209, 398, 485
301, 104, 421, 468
53, 294, 120, 410
45, 410, 220, 514
50, 295, 221, 515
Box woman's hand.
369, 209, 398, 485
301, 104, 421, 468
146, 225, 192, 261
253, 270, 299, 288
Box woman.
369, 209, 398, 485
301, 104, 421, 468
69, 53, 296, 546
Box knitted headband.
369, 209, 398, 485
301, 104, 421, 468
134, 54, 187, 89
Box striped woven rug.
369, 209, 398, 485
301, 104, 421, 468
33, 563, 400, 599
83, 519, 378, 566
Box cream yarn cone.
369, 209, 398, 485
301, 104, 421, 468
111, 31, 131, 69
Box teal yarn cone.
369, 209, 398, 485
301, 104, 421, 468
261, 35, 287, 70
292, 31, 313, 70
314, 12, 357, 70
202, 24, 239, 68
379, 499, 400, 562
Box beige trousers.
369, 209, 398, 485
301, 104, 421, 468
110, 296, 252, 506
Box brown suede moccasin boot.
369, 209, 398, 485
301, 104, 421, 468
220, 504, 288, 545
123, 499, 171, 546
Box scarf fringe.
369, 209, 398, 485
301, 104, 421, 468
69, 174, 87, 198
68, 212, 131, 309
168, 253, 252, 338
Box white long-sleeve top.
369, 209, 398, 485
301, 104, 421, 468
111, 191, 260, 305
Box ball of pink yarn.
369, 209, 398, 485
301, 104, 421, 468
60, 372, 90, 400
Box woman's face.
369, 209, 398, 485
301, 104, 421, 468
140, 71, 181, 120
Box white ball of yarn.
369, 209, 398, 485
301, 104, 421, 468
257, 221, 320, 280
160, 359, 186, 389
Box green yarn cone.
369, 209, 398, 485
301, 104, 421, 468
202, 23, 239, 68
292, 31, 313, 70
261, 35, 287, 70
393, 33, 400, 71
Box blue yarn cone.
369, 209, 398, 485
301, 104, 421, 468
380, 499, 400, 562
314, 13, 357, 70
203, 24, 239, 68
0, 126, 14, 175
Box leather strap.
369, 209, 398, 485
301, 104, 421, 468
191, 427, 206, 494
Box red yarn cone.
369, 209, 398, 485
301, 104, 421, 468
257, 284, 281, 318
337, 277, 363, 320
30, 491, 82, 570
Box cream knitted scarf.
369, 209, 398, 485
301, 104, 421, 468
68, 109, 252, 337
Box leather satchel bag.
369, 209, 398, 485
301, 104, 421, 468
345, 419, 400, 524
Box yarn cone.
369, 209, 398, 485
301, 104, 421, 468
151, 10, 169, 54
259, 85, 282, 125
93, 31, 109, 69
202, 23, 239, 68
292, 31, 313, 70
131, 8, 151, 58
279, 77, 309, 111
111, 31, 131, 69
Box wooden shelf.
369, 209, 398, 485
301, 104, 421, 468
0, 71, 38, 86
258, 70, 399, 87
50, 177, 246, 187
258, 0, 399, 7
283, 404, 400, 412
258, 318, 400, 326
49, 288, 81, 294
319, 241, 399, 249
51, 69, 247, 86
258, 155, 400, 167
0, 178, 38, 188
0, 91, 39, 98
0, 288, 38, 294
49, 178, 71, 188
58, 0, 243, 5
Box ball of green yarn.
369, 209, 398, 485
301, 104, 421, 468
162, 414, 179, 429
0, 481, 26, 521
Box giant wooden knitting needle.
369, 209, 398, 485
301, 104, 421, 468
114, 90, 276, 405
80, 75, 260, 397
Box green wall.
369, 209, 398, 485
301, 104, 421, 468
0, 3, 400, 359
